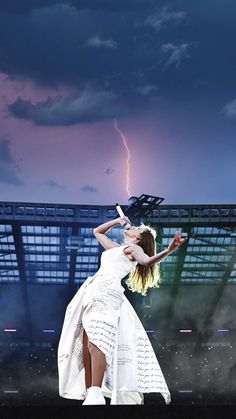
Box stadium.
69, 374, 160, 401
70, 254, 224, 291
1, 195, 236, 407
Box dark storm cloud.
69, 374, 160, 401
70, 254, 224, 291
80, 185, 98, 192
105, 167, 115, 175
1, 0, 236, 124
0, 166, 23, 186
44, 179, 66, 190
7, 89, 118, 125
0, 2, 139, 88
0, 0, 59, 14
0, 3, 106, 86
0, 139, 24, 185
0, 2, 189, 93
0, 0, 157, 14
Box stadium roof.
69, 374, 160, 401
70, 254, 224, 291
0, 199, 236, 287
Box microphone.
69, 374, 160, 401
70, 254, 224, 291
115, 203, 131, 229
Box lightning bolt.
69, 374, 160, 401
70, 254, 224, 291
114, 119, 131, 197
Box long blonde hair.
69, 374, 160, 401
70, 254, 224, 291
127, 224, 161, 296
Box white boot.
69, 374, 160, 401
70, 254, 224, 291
82, 386, 106, 405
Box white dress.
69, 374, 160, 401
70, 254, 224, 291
57, 244, 171, 405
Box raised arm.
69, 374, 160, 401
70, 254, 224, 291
127, 231, 188, 267
93, 216, 131, 250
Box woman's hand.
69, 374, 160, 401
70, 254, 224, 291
167, 231, 188, 254
116, 216, 131, 227
94, 216, 132, 249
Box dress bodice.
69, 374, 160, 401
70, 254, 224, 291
95, 244, 138, 279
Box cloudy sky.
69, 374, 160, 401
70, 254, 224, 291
0, 0, 235, 206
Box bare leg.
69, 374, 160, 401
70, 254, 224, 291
83, 330, 91, 389
88, 341, 106, 387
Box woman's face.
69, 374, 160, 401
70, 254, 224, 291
123, 226, 146, 242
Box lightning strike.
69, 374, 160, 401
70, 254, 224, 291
114, 119, 132, 197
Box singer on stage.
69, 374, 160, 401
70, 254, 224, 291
57, 215, 187, 405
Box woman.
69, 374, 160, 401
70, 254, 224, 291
57, 215, 187, 405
